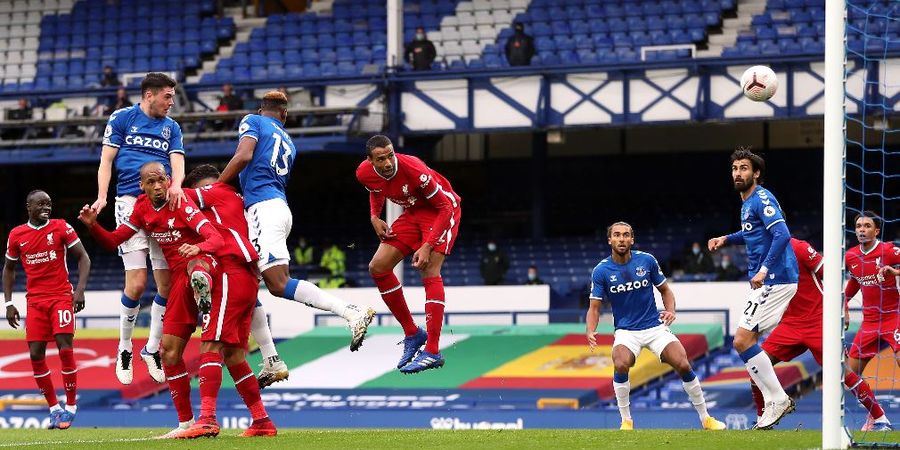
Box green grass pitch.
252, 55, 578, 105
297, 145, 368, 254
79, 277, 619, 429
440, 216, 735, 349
3, 428, 895, 450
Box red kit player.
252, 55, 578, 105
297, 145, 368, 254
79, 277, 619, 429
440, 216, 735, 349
845, 212, 900, 404
4, 190, 91, 430
357, 135, 461, 373
79, 162, 224, 438
749, 238, 891, 430
181, 164, 277, 437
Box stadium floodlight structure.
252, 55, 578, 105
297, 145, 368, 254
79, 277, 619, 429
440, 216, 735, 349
822, 0, 847, 447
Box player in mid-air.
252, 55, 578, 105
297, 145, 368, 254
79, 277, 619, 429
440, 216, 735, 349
357, 135, 463, 373
586, 222, 726, 431
749, 238, 892, 430
708, 147, 798, 430
844, 211, 900, 428
218, 91, 374, 387
80, 162, 224, 438
92, 72, 186, 385
179, 164, 279, 437
4, 190, 91, 429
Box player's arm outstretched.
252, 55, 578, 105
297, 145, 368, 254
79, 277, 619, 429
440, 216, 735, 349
219, 116, 259, 186
92, 145, 118, 213
2, 255, 19, 329
709, 230, 745, 252
78, 204, 139, 250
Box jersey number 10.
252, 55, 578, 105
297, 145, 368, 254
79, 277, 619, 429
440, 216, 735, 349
269, 133, 292, 176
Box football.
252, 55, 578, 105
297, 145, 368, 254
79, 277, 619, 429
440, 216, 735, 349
741, 65, 778, 102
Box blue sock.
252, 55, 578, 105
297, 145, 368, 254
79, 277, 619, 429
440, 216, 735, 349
153, 294, 167, 307
285, 279, 300, 299
613, 372, 629, 383
681, 370, 697, 382
738, 344, 763, 363
120, 293, 139, 308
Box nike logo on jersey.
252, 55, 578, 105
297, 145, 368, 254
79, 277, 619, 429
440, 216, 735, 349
19, 241, 27, 247
851, 264, 859, 269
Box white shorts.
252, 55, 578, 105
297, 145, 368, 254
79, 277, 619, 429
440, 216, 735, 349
737, 283, 798, 334
613, 324, 680, 361
115, 196, 168, 271
246, 198, 292, 272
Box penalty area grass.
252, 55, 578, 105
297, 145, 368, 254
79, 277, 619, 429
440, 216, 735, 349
0, 428, 872, 449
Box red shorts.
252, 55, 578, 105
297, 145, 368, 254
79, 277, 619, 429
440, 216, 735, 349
201, 259, 257, 348
163, 255, 219, 341
848, 315, 900, 359
384, 206, 462, 256
762, 323, 823, 364
26, 296, 75, 342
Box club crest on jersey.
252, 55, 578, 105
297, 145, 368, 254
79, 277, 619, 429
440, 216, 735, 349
46, 233, 54, 245
131, 126, 139, 133
49, 250, 57, 260
609, 275, 617, 282
402, 184, 409, 195
167, 218, 176, 229
635, 266, 647, 277
763, 206, 776, 217
162, 126, 171, 140
742, 208, 750, 220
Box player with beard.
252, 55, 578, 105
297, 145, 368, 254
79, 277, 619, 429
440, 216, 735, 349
586, 222, 725, 431
708, 147, 799, 430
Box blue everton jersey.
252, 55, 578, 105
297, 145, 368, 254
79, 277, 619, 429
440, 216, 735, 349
590, 251, 667, 331
738, 186, 798, 284
237, 114, 296, 207
102, 104, 184, 197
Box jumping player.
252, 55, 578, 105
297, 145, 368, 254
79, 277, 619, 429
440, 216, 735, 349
749, 238, 891, 431
79, 162, 222, 438
586, 222, 725, 431
845, 211, 900, 425
179, 164, 279, 437
356, 135, 462, 374
92, 72, 186, 385
708, 147, 799, 429
4, 190, 90, 429
218, 91, 373, 387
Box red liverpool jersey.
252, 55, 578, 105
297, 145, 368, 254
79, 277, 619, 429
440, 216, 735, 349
779, 238, 825, 327
845, 240, 900, 320
356, 153, 461, 247
5, 219, 80, 303
90, 195, 223, 271
187, 182, 258, 264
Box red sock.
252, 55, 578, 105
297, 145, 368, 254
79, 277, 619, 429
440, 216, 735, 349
163, 359, 194, 423
198, 352, 223, 419
30, 358, 58, 408
750, 382, 764, 417
372, 271, 417, 336
228, 361, 268, 421
422, 276, 445, 354
845, 371, 885, 419
58, 348, 77, 407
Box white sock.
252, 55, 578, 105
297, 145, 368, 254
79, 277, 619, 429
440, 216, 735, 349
251, 304, 278, 360
613, 381, 631, 420
65, 404, 77, 414
682, 377, 710, 421
49, 403, 62, 413
145, 302, 165, 354
745, 351, 788, 404
875, 415, 891, 424
119, 303, 139, 353
289, 279, 351, 320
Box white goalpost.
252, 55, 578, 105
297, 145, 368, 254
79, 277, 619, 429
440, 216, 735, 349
822, 0, 847, 449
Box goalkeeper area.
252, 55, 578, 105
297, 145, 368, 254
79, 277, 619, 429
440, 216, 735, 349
0, 429, 857, 450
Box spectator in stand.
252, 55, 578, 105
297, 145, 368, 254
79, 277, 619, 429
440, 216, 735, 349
525, 265, 545, 285
100, 65, 121, 87
505, 22, 535, 66
2, 98, 33, 140
480, 240, 509, 285
715, 254, 743, 281
212, 83, 244, 130
319, 243, 347, 289
104, 87, 133, 115
683, 241, 715, 274
293, 237, 314, 267
404, 27, 436, 71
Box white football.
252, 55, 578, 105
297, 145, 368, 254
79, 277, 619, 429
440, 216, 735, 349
740, 65, 778, 102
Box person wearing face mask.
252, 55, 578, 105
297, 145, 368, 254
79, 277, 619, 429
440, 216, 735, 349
715, 254, 743, 281
505, 21, 535, 67
525, 265, 544, 285
683, 241, 715, 274
480, 241, 509, 285
404, 27, 436, 71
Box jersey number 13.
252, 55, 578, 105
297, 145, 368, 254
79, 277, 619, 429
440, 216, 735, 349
270, 133, 292, 176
